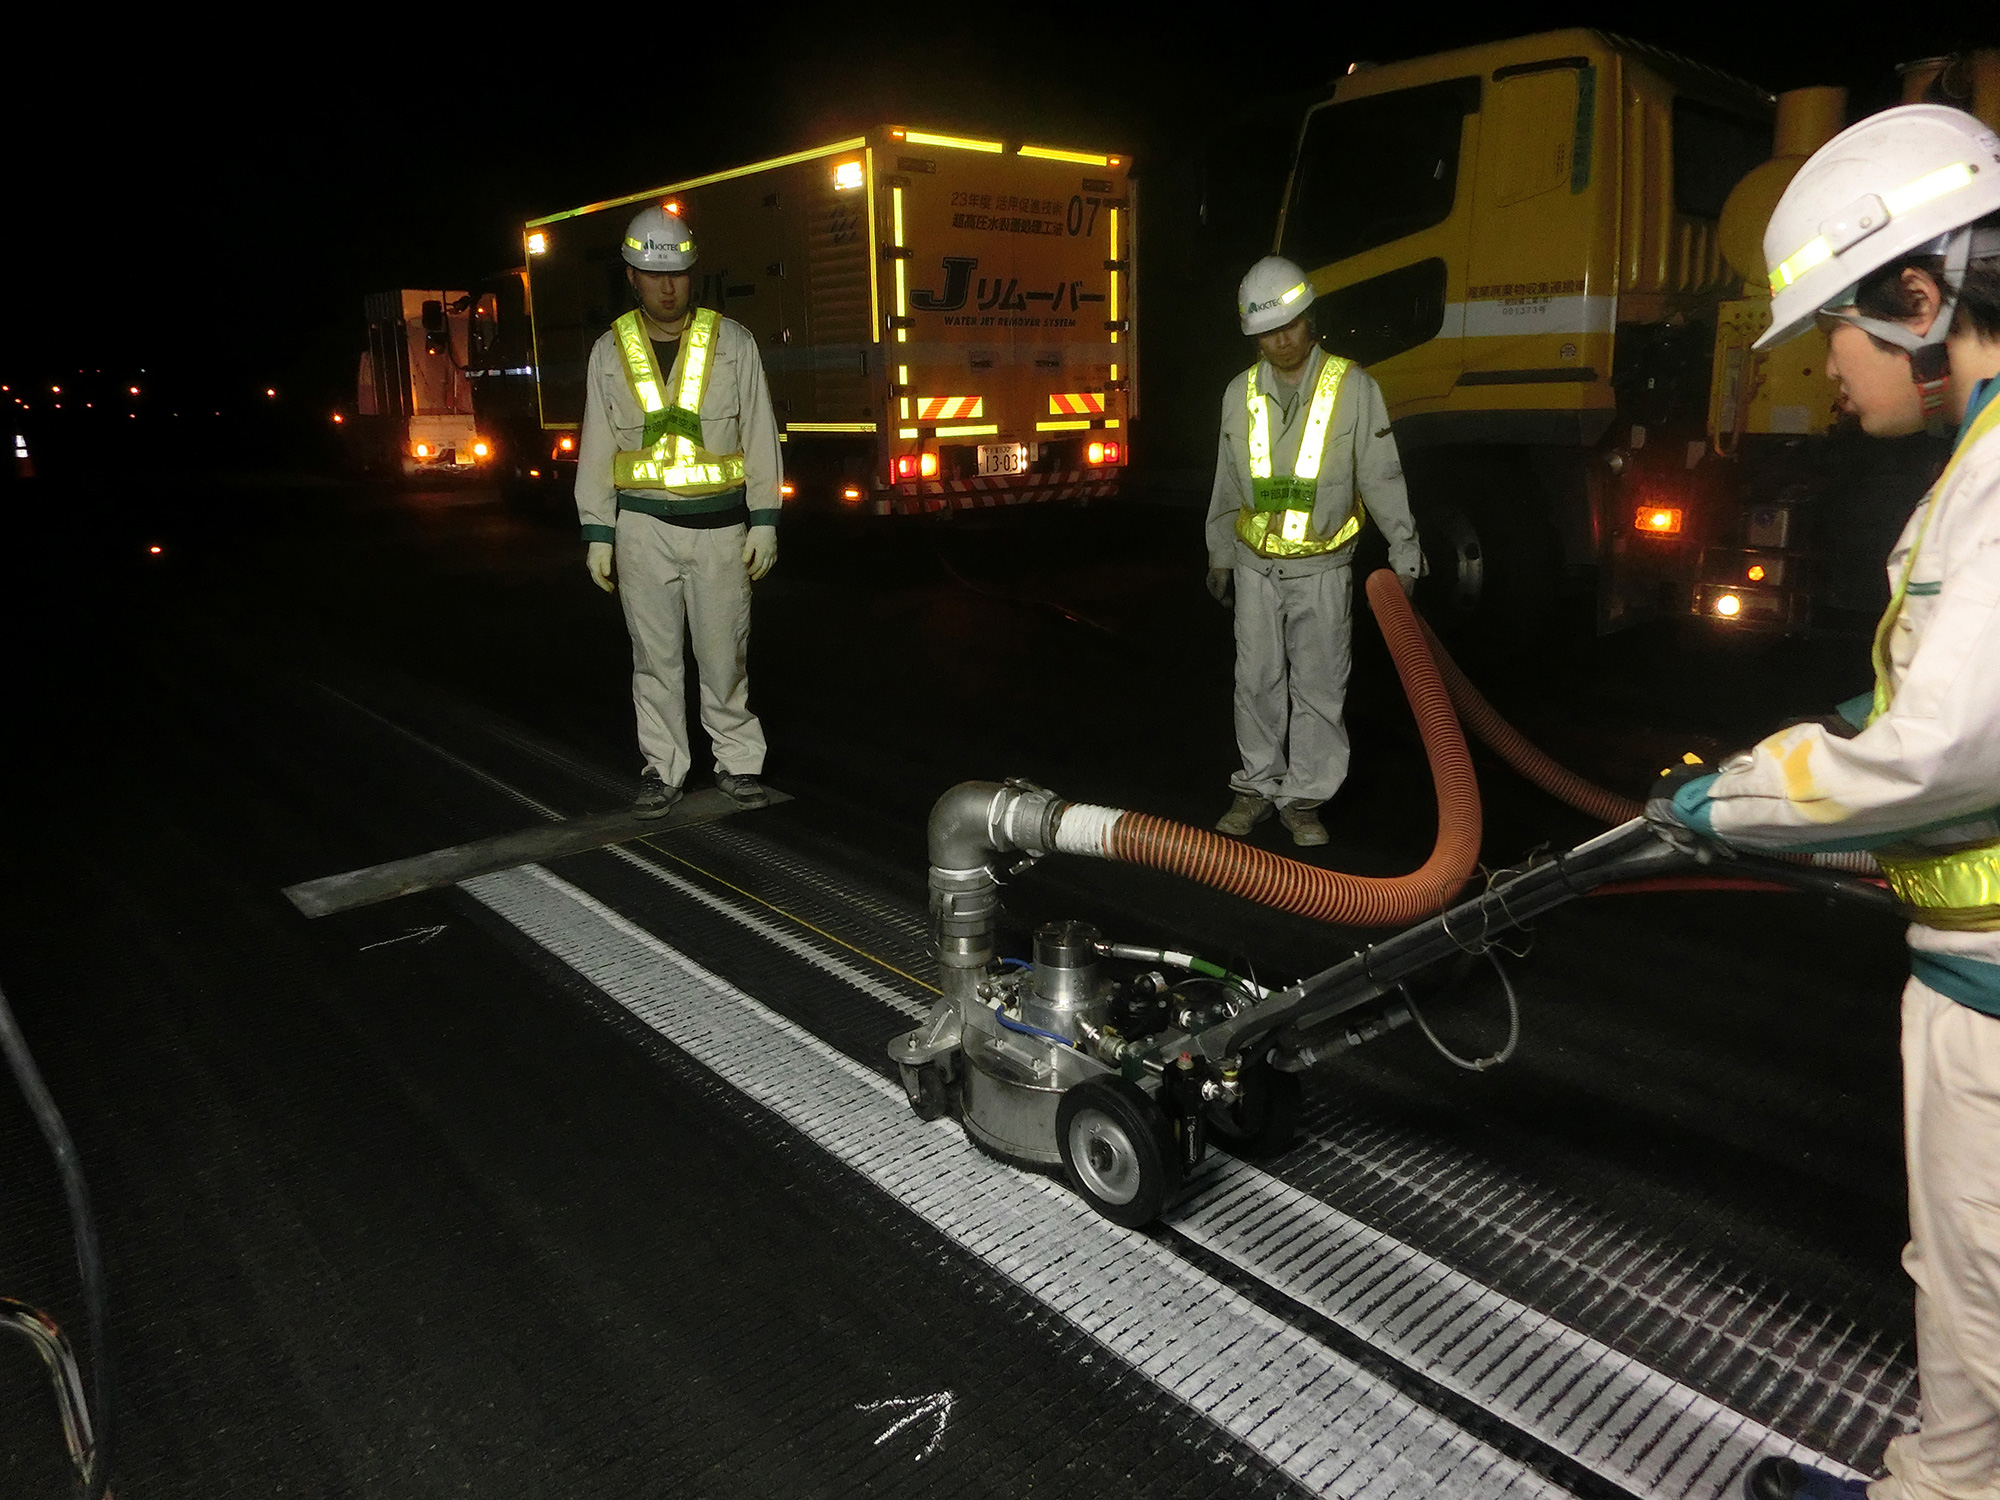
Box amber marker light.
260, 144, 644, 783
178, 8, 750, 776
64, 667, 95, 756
557, 435, 576, 453
526, 231, 548, 255
332, 413, 344, 424
1636, 506, 1684, 535
472, 440, 490, 458
841, 484, 862, 503
1714, 593, 1743, 618
1747, 564, 1766, 581
147, 545, 162, 555
779, 481, 795, 497
919, 452, 938, 478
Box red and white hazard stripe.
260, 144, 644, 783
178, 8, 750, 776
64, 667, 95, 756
916, 396, 984, 421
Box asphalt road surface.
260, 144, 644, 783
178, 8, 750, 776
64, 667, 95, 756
0, 472, 1917, 1498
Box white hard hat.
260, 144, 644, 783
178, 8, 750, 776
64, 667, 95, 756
1756, 104, 2000, 352
621, 205, 697, 273
1239, 255, 1316, 336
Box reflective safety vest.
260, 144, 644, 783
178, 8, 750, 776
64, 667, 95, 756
1867, 393, 2000, 928
610, 308, 746, 495
1235, 352, 1364, 559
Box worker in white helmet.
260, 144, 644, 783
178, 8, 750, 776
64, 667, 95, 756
576, 204, 783, 816
1647, 106, 2000, 1500
1207, 255, 1424, 847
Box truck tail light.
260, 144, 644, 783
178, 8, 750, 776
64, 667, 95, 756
472, 440, 490, 459
895, 454, 918, 479
1087, 440, 1122, 466
414, 443, 429, 458
1636, 505, 1683, 535
920, 452, 938, 478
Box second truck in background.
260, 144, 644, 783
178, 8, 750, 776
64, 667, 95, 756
522, 127, 1137, 515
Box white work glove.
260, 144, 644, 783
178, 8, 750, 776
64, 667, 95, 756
744, 524, 777, 581
585, 541, 616, 594
1205, 567, 1233, 605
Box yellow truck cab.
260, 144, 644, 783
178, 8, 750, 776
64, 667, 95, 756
1282, 30, 1813, 632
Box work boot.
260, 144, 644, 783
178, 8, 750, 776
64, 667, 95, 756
1742, 1457, 1870, 1500
1215, 793, 1273, 837
716, 772, 770, 809
1279, 803, 1329, 847
633, 769, 683, 820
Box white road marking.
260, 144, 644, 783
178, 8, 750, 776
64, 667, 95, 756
856, 1390, 955, 1461
465, 862, 1567, 1499
323, 684, 1884, 1493
359, 923, 447, 951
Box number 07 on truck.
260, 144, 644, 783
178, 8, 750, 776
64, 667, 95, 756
521, 127, 1137, 513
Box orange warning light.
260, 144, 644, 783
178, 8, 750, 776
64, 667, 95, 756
1747, 564, 1766, 581
919, 452, 938, 478
1636, 506, 1684, 535
780, 481, 795, 497
841, 484, 863, 503
557, 435, 575, 453
147, 545, 162, 555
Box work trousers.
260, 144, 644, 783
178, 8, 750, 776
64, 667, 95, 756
1873, 977, 2000, 1500
1229, 560, 1352, 809
614, 512, 766, 789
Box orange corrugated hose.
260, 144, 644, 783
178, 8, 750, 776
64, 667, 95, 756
1103, 570, 1483, 927
1419, 619, 1644, 824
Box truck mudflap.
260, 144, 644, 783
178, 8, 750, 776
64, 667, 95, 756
876, 467, 1120, 515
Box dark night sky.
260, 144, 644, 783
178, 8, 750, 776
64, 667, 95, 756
2, 11, 1981, 410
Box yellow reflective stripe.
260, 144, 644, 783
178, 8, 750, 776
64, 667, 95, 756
614, 312, 666, 412
1879, 841, 2000, 911
1246, 367, 1271, 479
1870, 394, 2000, 721
1280, 281, 1308, 307
1887, 160, 1977, 215
1768, 236, 1833, 292
676, 308, 719, 411
1293, 356, 1348, 480
1769, 161, 1978, 292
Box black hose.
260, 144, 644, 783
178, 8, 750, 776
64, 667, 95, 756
0, 980, 112, 1500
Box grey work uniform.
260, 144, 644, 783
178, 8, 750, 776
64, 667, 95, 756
575, 314, 783, 789
1205, 346, 1422, 808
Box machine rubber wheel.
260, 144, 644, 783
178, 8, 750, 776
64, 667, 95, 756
1056, 1078, 1182, 1228
1204, 1061, 1301, 1159
899, 1062, 952, 1122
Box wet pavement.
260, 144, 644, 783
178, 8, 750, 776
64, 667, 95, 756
0, 473, 1917, 1496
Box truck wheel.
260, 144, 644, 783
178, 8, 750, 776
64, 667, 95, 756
1056, 1077, 1181, 1228
1415, 493, 1559, 639
1204, 1061, 1301, 1159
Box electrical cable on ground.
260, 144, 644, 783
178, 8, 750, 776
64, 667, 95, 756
0, 979, 112, 1500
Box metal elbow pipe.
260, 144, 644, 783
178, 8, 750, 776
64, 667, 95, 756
927, 781, 1067, 972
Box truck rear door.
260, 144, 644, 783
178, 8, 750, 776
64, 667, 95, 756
879, 128, 1133, 507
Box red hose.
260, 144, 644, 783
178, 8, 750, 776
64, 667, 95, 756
1419, 619, 1643, 824
1102, 570, 1482, 927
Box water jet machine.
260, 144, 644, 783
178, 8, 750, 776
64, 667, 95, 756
887, 573, 1894, 1227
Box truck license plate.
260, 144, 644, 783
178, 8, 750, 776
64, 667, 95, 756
978, 443, 1026, 477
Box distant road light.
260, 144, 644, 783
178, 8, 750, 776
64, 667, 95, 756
265, 387, 276, 398
129, 386, 140, 396
147, 545, 162, 555
332, 413, 344, 424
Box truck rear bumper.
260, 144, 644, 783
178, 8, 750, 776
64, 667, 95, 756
876, 467, 1121, 516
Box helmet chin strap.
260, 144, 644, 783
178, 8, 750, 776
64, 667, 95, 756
1841, 228, 1982, 435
